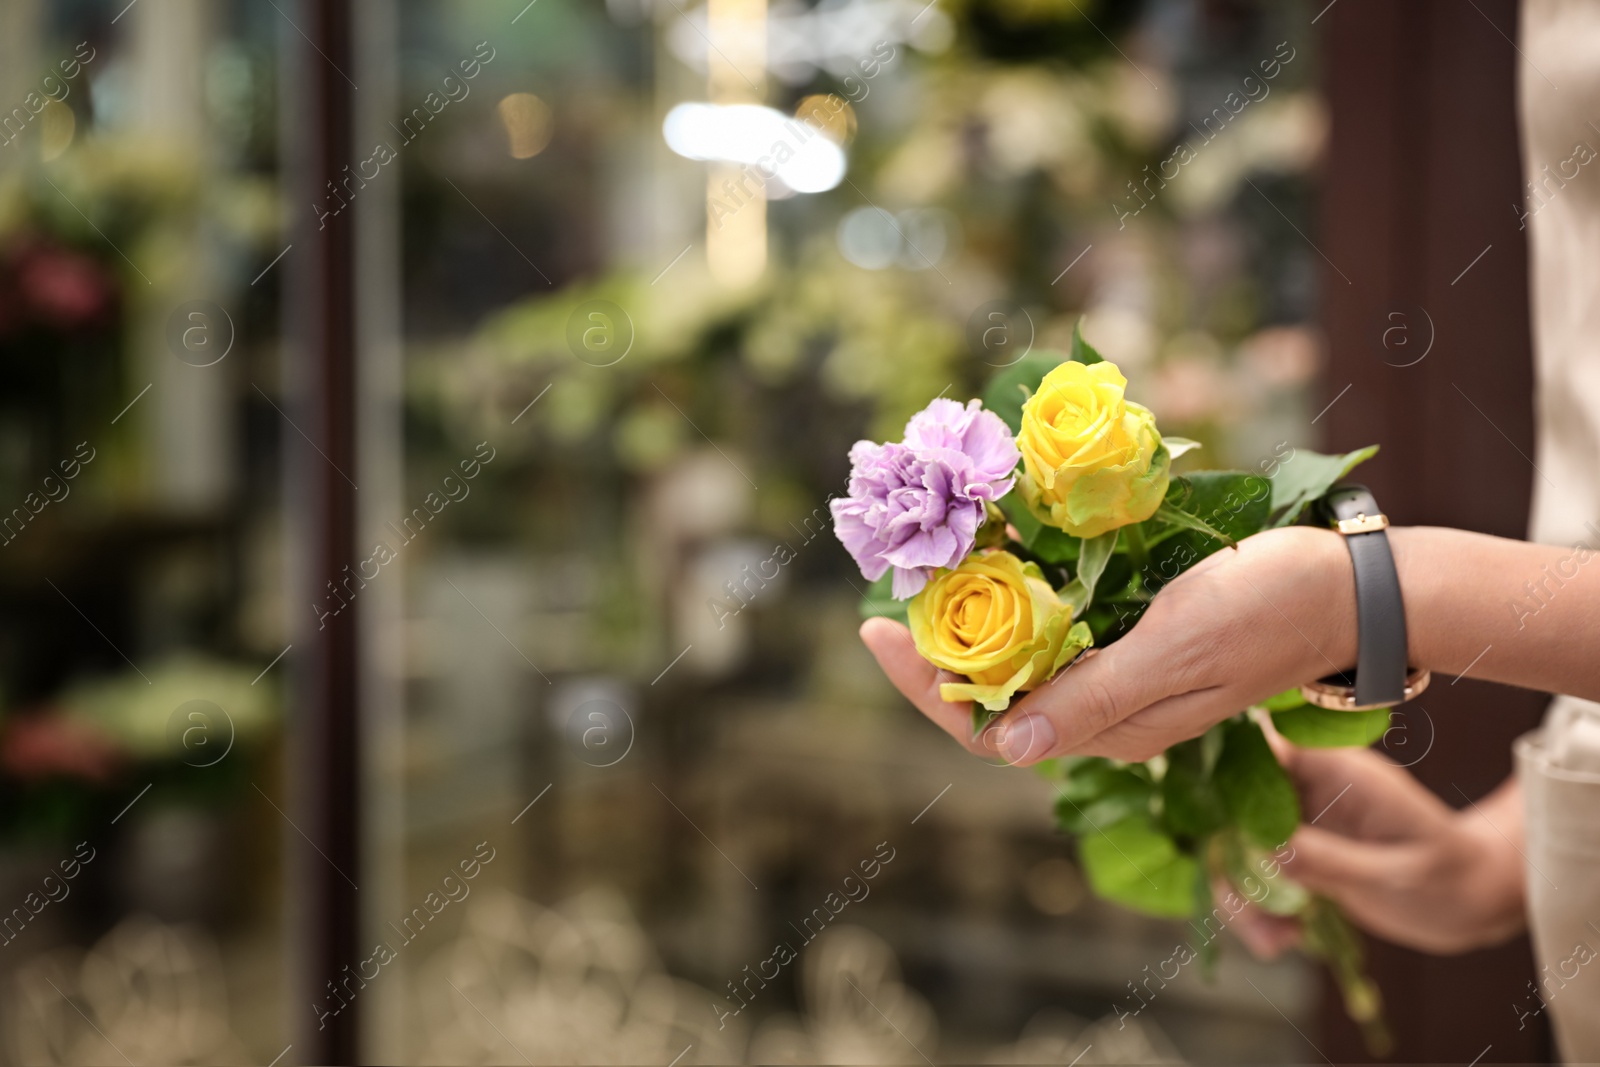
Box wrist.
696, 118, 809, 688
1448, 810, 1528, 947
1386, 525, 1429, 671
1307, 526, 1360, 677
1298, 492, 1432, 707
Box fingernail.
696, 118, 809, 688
999, 714, 1056, 765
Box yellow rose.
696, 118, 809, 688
908, 550, 1093, 712
1016, 359, 1170, 538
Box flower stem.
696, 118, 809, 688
1121, 521, 1151, 583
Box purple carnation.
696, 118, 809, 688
903, 398, 1021, 491
831, 399, 1019, 599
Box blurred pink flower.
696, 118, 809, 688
1240, 326, 1321, 388
1149, 356, 1229, 426
15, 242, 114, 328
1, 711, 123, 784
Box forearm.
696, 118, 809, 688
1390, 525, 1600, 699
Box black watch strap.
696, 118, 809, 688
1315, 483, 1409, 707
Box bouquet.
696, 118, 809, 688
834, 325, 1391, 1049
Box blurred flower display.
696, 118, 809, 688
0, 239, 117, 336
0, 711, 121, 785
57, 657, 274, 763
0, 657, 276, 844
421, 2, 1326, 701
389, 3, 1332, 1059
0, 1, 1332, 1061
442, 9, 1324, 464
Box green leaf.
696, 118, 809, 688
1267, 445, 1380, 528
1060, 530, 1119, 615
1075, 531, 1118, 598
1213, 828, 1309, 917
1190, 873, 1221, 971
971, 705, 1002, 739
1170, 471, 1272, 540
1001, 494, 1079, 564
1076, 813, 1199, 918
1259, 687, 1308, 712
1069, 319, 1105, 365
982, 350, 1069, 435
1214, 717, 1301, 849
1160, 735, 1227, 839
1032, 758, 1068, 781
857, 571, 909, 623
1052, 757, 1154, 834
1150, 499, 1237, 548
1140, 471, 1272, 586
1272, 706, 1392, 748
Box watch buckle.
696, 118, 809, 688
1335, 511, 1389, 535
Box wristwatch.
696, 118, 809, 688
1299, 483, 1431, 711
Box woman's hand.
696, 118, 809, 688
864, 522, 1600, 763
860, 522, 1535, 958
1235, 743, 1526, 957
861, 524, 1359, 763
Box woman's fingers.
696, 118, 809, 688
987, 631, 1188, 764
861, 610, 1199, 766
858, 619, 991, 756
1280, 824, 1399, 895
1274, 739, 1452, 839
1276, 826, 1439, 950
1050, 688, 1228, 762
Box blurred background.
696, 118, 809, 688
0, 0, 1550, 1063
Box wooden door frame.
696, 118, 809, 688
1318, 1, 1550, 1061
